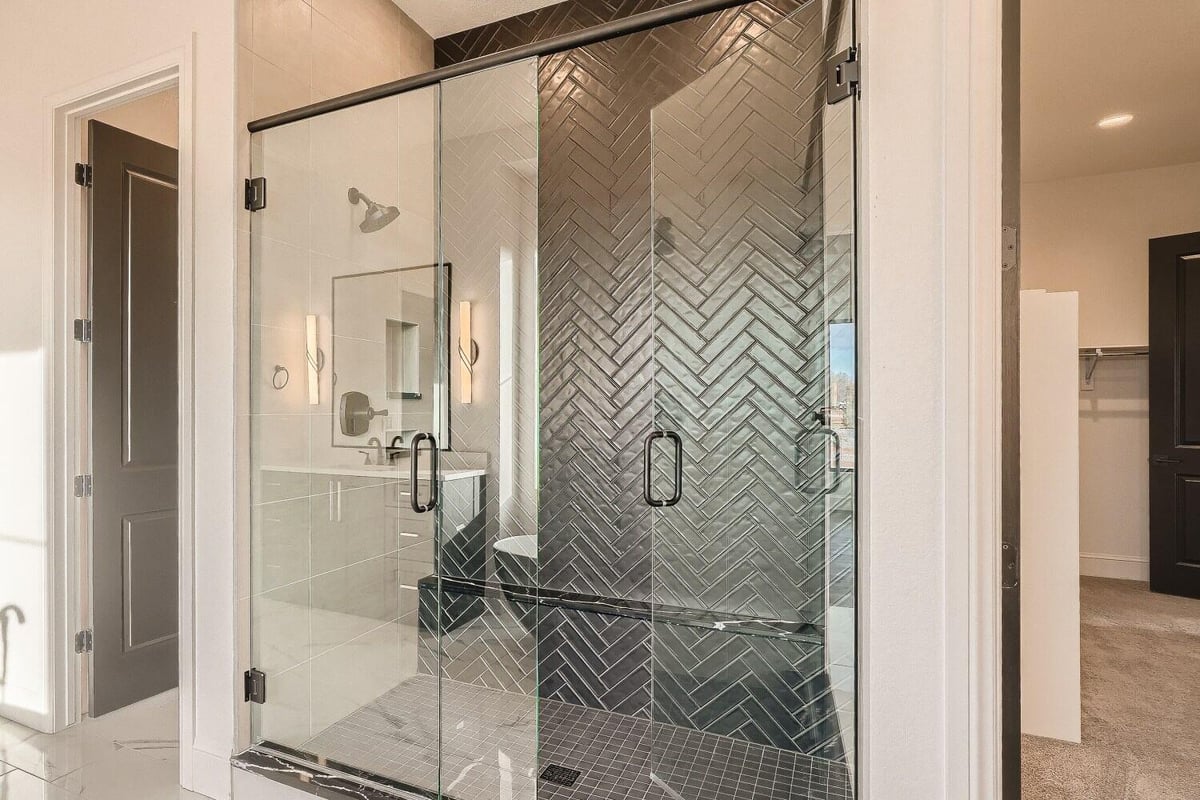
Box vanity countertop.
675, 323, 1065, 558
261, 464, 485, 481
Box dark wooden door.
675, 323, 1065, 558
1149, 231, 1200, 599
88, 121, 179, 714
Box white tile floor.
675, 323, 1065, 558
0, 689, 206, 799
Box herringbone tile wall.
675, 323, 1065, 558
433, 0, 854, 763
645, 6, 854, 757
654, 623, 846, 761
533, 0, 820, 718
649, 5, 833, 622
537, 607, 651, 717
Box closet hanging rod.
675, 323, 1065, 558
1079, 346, 1149, 390
247, 0, 762, 133
1078, 346, 1149, 358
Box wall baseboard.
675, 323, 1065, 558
1079, 552, 1149, 582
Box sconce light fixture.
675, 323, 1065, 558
306, 314, 321, 405
459, 301, 479, 404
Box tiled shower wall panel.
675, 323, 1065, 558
648, 4, 848, 622
440, 0, 831, 725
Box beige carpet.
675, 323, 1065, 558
1022, 577, 1200, 799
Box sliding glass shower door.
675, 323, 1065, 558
648, 2, 857, 796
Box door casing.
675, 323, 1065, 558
47, 48, 198, 790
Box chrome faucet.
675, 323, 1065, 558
360, 436, 384, 465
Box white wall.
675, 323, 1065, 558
0, 1, 238, 797
1022, 161, 1200, 577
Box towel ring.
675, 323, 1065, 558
272, 365, 290, 390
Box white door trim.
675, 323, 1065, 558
45, 45, 198, 789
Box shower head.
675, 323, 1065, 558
347, 187, 401, 233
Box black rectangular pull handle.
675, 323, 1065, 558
1152, 455, 1182, 465
643, 430, 683, 507
409, 432, 439, 512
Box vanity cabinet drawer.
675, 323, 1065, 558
386, 479, 432, 513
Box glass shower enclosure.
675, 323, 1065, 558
246, 3, 855, 799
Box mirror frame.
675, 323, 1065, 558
329, 261, 452, 451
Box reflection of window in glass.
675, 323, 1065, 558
828, 321, 856, 470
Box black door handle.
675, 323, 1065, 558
409, 432, 440, 512
1151, 455, 1182, 465
644, 430, 683, 507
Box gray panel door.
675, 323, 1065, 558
88, 121, 179, 716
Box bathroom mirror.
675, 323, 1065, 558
330, 263, 450, 450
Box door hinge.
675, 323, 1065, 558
73, 318, 93, 343
74, 628, 93, 654
1002, 541, 1019, 589
73, 474, 93, 498
244, 668, 267, 704
826, 46, 860, 105
244, 177, 267, 212
74, 163, 93, 188
1002, 226, 1019, 272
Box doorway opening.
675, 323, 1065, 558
1004, 1, 1200, 797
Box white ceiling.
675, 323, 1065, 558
393, 0, 564, 38
1022, 0, 1200, 183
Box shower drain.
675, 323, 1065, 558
540, 764, 582, 787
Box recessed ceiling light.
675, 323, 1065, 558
1097, 113, 1134, 129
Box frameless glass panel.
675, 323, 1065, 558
249, 85, 443, 797
435, 58, 541, 800
648, 2, 857, 798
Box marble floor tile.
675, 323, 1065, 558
0, 688, 191, 799
0, 767, 80, 799
50, 745, 187, 799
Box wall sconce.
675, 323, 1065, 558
305, 314, 321, 406
459, 301, 479, 404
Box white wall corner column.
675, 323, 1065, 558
858, 0, 1003, 796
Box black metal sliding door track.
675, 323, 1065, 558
248, 0, 764, 133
